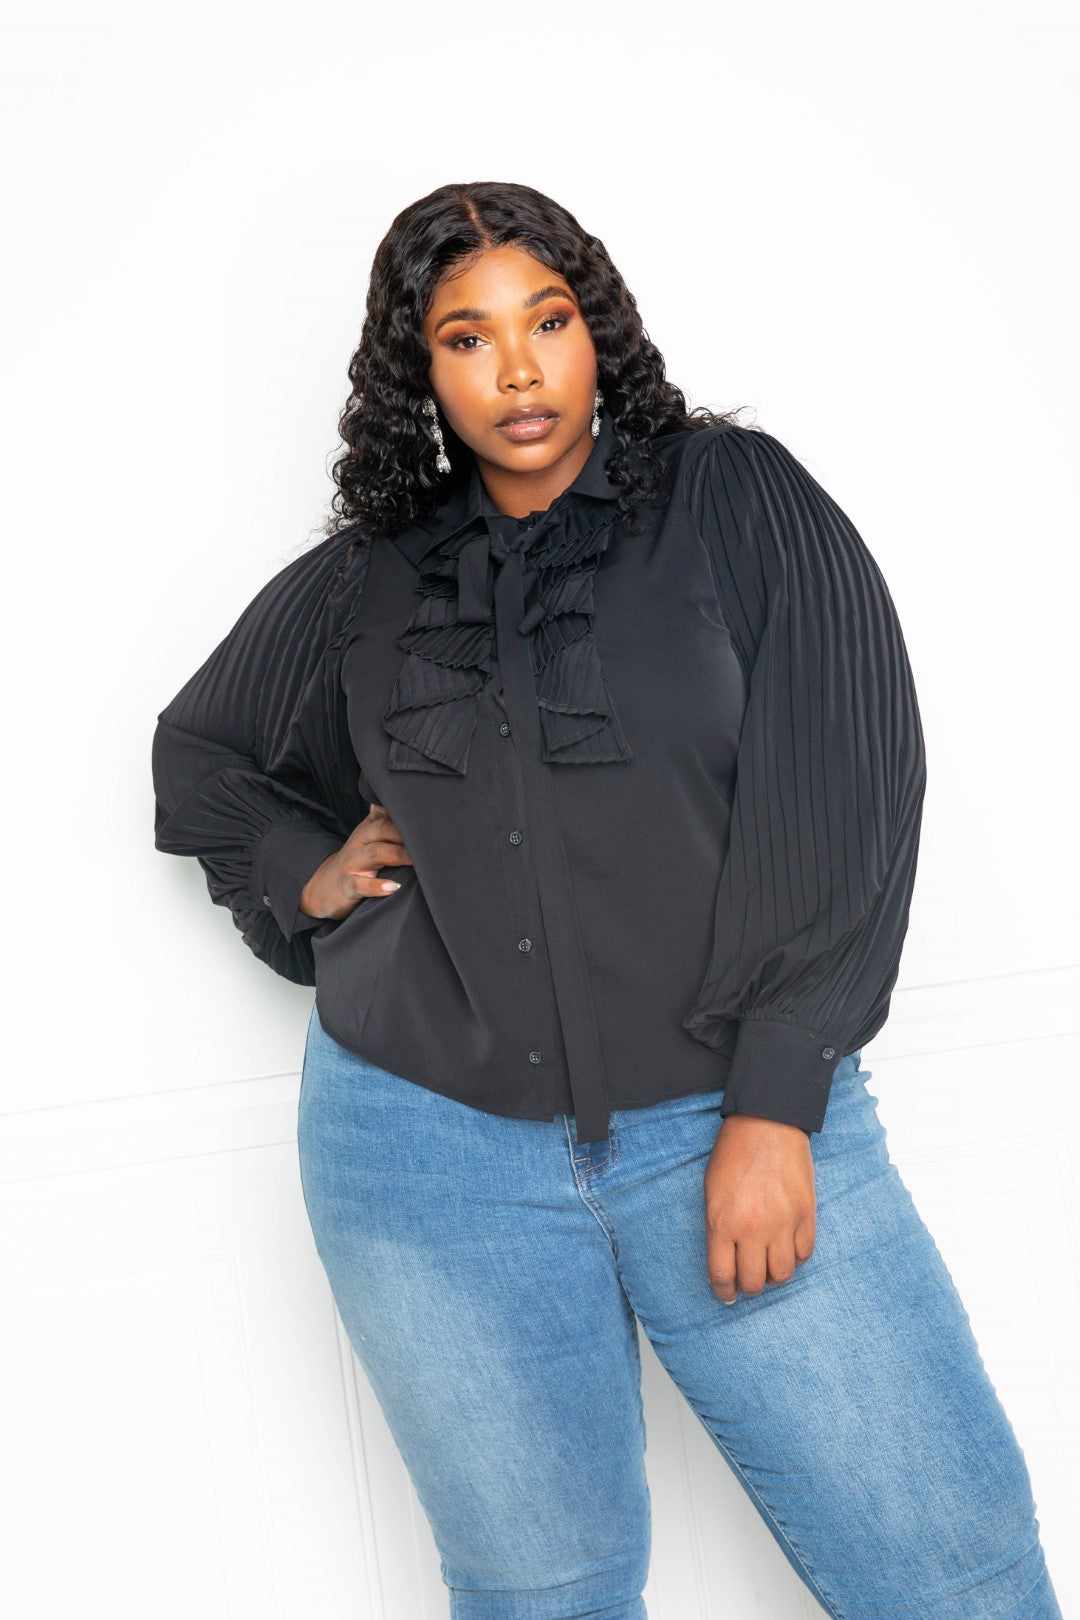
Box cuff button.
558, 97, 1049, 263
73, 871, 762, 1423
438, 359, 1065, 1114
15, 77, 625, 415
820, 1045, 836, 1060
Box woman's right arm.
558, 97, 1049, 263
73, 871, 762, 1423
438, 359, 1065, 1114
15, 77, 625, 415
151, 531, 362, 985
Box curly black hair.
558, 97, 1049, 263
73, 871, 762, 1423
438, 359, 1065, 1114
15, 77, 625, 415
324, 181, 751, 544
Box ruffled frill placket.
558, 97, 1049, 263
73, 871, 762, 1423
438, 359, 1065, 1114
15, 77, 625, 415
382, 497, 635, 774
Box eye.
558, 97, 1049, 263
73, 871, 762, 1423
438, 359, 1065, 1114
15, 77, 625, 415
446, 311, 573, 352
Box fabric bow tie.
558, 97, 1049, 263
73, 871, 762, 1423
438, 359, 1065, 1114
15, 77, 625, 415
382, 497, 633, 773
455, 528, 548, 635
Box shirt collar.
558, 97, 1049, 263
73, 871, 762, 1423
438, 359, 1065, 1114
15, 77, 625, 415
393, 409, 620, 568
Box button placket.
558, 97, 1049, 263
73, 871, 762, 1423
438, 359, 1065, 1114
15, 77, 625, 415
486, 650, 553, 1088
492, 548, 612, 1146
496, 559, 544, 1073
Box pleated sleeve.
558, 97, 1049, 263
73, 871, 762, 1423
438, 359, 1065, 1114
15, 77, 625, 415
680, 426, 927, 1132
152, 531, 363, 986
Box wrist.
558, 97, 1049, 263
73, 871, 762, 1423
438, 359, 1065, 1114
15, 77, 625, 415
723, 1113, 811, 1138
299, 852, 336, 919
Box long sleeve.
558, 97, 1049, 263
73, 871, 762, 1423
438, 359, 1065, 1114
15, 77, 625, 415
152, 531, 364, 986
680, 426, 927, 1132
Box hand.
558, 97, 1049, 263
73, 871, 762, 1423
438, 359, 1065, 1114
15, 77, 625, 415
298, 802, 414, 923
703, 1115, 816, 1305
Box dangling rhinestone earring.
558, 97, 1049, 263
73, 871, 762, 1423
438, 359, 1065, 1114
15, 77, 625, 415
591, 388, 603, 439
422, 395, 451, 474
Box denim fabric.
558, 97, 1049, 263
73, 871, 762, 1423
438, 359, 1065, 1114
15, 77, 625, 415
298, 1003, 1062, 1620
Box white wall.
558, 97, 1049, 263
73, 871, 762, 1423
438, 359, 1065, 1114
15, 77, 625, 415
2, 3, 1077, 1616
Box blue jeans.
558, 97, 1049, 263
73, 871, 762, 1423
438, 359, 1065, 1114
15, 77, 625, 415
298, 1003, 1062, 1620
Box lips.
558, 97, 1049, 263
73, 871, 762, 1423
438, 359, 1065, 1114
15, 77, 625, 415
495, 410, 560, 443
497, 409, 557, 426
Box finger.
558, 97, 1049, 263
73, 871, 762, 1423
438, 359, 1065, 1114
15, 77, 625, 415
356, 829, 408, 855
361, 838, 415, 865
708, 1236, 738, 1305
368, 804, 406, 842
344, 868, 404, 896
766, 1234, 797, 1287
736, 1241, 767, 1297
793, 1210, 816, 1264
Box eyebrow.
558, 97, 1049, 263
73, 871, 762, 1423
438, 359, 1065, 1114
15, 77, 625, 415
432, 284, 576, 337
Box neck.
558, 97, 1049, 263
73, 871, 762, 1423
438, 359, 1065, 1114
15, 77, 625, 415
475, 426, 596, 519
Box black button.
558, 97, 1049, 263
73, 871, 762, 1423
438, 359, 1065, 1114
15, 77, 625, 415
821, 1046, 836, 1060
508, 829, 524, 845
528, 1049, 543, 1064
262, 893, 272, 907
499, 721, 512, 736
518, 936, 532, 953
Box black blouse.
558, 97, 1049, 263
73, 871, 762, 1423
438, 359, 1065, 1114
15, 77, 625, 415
152, 412, 927, 1146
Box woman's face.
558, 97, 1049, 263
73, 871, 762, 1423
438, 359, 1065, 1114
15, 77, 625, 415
422, 244, 598, 487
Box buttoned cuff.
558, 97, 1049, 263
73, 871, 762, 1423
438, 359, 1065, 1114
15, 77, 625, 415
251, 822, 343, 943
720, 1016, 843, 1135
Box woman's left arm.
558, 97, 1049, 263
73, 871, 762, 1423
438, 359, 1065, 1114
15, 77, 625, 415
680, 424, 928, 1134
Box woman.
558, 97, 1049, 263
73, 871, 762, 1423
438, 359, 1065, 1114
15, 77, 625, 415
152, 182, 1061, 1619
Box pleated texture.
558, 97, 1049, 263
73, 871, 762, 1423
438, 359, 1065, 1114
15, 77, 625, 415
151, 527, 373, 984
679, 425, 927, 1098
150, 421, 928, 1135
381, 496, 634, 773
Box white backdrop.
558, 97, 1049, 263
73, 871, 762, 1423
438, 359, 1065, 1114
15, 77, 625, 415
2, 3, 1078, 1616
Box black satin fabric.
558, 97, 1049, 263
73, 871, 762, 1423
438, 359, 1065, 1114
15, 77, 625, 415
152, 413, 926, 1144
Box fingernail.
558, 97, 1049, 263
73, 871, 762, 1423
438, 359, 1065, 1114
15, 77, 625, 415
381, 881, 401, 891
